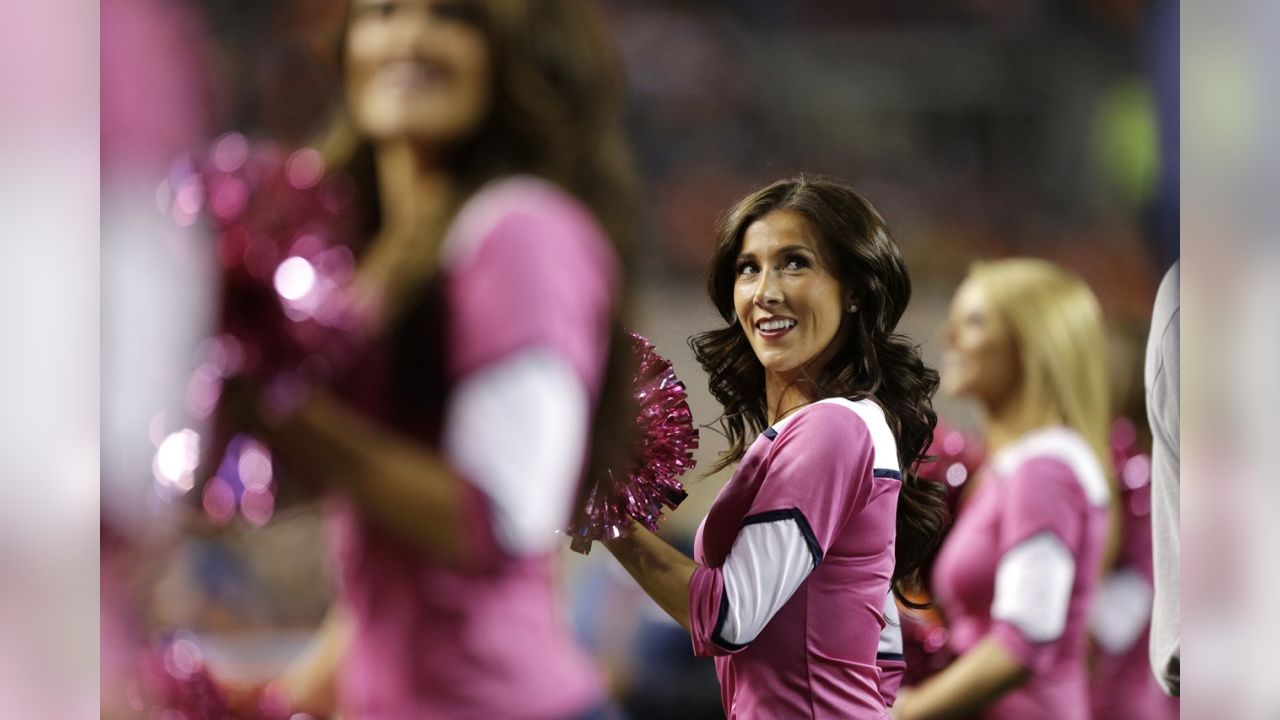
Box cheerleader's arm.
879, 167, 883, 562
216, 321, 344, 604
262, 344, 591, 572
264, 388, 497, 570
892, 638, 1028, 720
603, 523, 698, 632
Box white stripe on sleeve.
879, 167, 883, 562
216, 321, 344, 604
879, 590, 903, 656
718, 517, 817, 647
442, 348, 589, 556
991, 531, 1076, 642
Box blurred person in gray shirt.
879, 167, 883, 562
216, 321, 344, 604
1145, 261, 1179, 696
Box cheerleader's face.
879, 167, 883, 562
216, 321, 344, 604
345, 0, 491, 146
733, 210, 850, 387
942, 279, 1019, 406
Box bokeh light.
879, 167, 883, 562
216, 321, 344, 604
945, 462, 969, 487
237, 439, 273, 493
1122, 453, 1152, 489
210, 132, 249, 174
274, 256, 316, 303
152, 428, 200, 493
286, 148, 325, 190
201, 475, 237, 525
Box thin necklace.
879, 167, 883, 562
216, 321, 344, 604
771, 398, 814, 426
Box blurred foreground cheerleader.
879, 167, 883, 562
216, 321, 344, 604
188, 1, 653, 718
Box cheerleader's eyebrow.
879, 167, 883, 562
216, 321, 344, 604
737, 245, 813, 261
776, 245, 814, 256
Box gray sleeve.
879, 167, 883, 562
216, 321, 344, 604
1145, 261, 1180, 696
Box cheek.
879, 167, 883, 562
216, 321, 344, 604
972, 341, 1015, 391
958, 327, 993, 357
452, 39, 492, 110
344, 25, 381, 79
812, 287, 845, 338
990, 344, 1020, 382
732, 284, 752, 319
343, 33, 379, 110
945, 333, 987, 389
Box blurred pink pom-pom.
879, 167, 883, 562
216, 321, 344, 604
568, 332, 698, 553
170, 133, 366, 387
162, 134, 368, 524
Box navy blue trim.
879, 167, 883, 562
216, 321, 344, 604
876, 652, 906, 662
741, 508, 823, 568
873, 468, 903, 481
710, 508, 822, 651
711, 589, 748, 651
763, 427, 778, 440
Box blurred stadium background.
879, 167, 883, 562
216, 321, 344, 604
101, 0, 1177, 716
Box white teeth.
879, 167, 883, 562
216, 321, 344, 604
758, 318, 797, 332
378, 61, 446, 90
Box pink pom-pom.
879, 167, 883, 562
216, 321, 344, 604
167, 135, 367, 523
568, 331, 699, 553
181, 135, 366, 388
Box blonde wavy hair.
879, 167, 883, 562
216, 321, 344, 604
966, 258, 1112, 481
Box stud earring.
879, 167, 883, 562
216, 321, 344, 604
847, 303, 858, 313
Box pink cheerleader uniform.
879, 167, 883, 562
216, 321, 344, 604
688, 397, 906, 719
328, 177, 617, 720
931, 426, 1110, 720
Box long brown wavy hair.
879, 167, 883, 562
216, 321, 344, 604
690, 176, 948, 603
320, 0, 640, 527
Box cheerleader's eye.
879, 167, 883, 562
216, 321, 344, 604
355, 0, 398, 19
783, 254, 811, 271
431, 0, 483, 24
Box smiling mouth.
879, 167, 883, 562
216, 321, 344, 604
376, 59, 452, 93
755, 317, 797, 339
